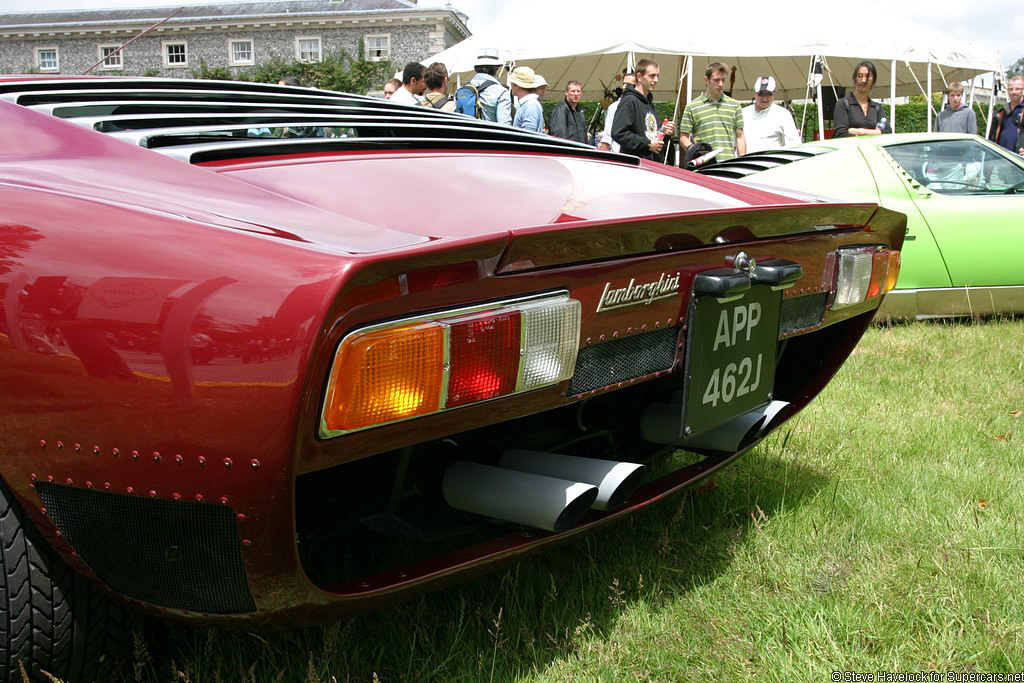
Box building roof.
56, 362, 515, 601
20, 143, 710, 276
0, 0, 457, 31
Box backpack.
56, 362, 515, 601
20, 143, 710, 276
454, 80, 503, 118
420, 94, 453, 110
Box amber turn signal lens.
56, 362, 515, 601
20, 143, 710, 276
866, 250, 889, 299
323, 323, 444, 432
883, 251, 901, 294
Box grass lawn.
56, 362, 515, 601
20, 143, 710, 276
134, 319, 1024, 682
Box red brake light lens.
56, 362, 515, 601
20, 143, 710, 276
445, 310, 522, 408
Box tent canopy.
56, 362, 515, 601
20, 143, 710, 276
424, 14, 1000, 103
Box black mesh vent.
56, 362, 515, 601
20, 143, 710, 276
780, 293, 827, 335
36, 483, 255, 614
569, 326, 679, 395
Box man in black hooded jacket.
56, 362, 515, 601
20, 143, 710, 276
611, 58, 674, 159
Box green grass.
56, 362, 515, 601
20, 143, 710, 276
132, 319, 1024, 682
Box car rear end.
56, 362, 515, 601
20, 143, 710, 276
284, 193, 904, 621
0, 78, 905, 627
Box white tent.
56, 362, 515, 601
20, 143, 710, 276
423, 13, 1001, 133
425, 35, 998, 102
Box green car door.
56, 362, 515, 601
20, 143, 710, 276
857, 144, 953, 290
881, 138, 1024, 287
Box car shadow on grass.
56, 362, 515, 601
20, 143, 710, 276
142, 438, 829, 682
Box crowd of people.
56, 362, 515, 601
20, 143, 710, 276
375, 50, 1020, 164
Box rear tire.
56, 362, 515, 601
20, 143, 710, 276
0, 479, 126, 682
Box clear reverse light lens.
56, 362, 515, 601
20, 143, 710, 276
832, 249, 874, 308
518, 298, 581, 391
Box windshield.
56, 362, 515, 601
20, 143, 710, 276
884, 139, 1024, 195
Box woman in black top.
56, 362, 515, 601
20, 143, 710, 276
834, 60, 892, 137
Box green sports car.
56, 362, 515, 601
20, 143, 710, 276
698, 132, 1024, 319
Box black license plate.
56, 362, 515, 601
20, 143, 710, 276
682, 284, 782, 437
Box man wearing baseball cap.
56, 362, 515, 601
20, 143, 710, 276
741, 75, 801, 154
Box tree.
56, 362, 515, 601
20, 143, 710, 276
1007, 55, 1024, 77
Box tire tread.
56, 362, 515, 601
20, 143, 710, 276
0, 480, 126, 682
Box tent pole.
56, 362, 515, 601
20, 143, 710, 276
799, 56, 814, 140
986, 68, 999, 140
968, 76, 976, 108
818, 55, 836, 141
672, 54, 686, 124
686, 56, 693, 107
890, 59, 896, 132
926, 61, 932, 132
817, 78, 824, 141
668, 55, 687, 166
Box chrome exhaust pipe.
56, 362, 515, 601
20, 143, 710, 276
442, 461, 598, 532
499, 450, 645, 511
641, 400, 790, 451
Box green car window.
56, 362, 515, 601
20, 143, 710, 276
884, 139, 1024, 195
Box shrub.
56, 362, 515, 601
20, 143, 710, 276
245, 48, 392, 95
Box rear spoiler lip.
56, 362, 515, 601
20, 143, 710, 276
496, 202, 889, 274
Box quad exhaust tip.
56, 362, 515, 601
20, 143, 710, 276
499, 449, 645, 512
442, 461, 598, 533
442, 452, 646, 532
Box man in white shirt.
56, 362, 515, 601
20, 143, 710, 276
741, 76, 801, 154
389, 62, 427, 106
598, 73, 636, 152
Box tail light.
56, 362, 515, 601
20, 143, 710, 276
321, 294, 581, 437
830, 246, 900, 309
445, 309, 521, 408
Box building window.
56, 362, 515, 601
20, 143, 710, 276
98, 45, 123, 70
364, 34, 390, 62
163, 41, 188, 68
229, 39, 254, 66
35, 47, 59, 72
296, 37, 321, 63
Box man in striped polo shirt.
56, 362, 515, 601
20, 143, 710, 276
680, 62, 746, 160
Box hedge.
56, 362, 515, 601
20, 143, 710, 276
545, 99, 990, 142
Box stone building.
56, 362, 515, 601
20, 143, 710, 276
0, 0, 469, 79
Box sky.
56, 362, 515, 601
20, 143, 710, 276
4, 0, 1022, 71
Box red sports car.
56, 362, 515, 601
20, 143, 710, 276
0, 77, 904, 680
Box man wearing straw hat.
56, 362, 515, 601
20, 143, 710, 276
509, 66, 546, 133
